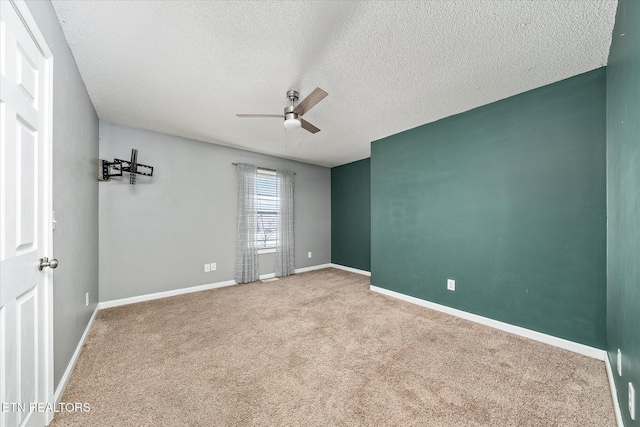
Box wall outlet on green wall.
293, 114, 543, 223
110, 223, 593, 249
447, 279, 455, 291
618, 349, 622, 376
630, 382, 636, 421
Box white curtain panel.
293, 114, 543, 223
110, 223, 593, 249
235, 163, 259, 283
276, 169, 295, 277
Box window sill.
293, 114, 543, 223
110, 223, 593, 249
257, 248, 276, 254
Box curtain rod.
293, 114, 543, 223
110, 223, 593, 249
232, 163, 296, 175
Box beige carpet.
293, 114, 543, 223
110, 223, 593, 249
52, 268, 615, 426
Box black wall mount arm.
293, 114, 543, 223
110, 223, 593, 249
98, 149, 153, 185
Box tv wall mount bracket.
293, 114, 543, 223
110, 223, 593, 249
98, 149, 153, 185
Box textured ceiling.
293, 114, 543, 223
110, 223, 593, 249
51, 1, 617, 168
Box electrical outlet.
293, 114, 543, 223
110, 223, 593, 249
308, 252, 312, 258
211, 263, 216, 271
85, 292, 89, 307
630, 382, 636, 421
618, 349, 622, 376
447, 279, 455, 291
204, 263, 210, 272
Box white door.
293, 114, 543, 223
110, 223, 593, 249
0, 1, 54, 426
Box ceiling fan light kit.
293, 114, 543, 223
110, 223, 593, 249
237, 87, 327, 134
283, 103, 301, 130
283, 116, 301, 130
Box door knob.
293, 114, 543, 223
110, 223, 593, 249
38, 257, 58, 270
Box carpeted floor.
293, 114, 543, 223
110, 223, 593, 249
51, 268, 615, 426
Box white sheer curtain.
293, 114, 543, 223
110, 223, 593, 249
235, 163, 259, 283
275, 169, 295, 277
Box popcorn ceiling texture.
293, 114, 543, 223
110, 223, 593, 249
50, 269, 615, 426
51, 1, 617, 168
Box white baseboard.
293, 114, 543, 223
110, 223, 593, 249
295, 264, 331, 274
54, 305, 99, 403
370, 285, 605, 361
329, 263, 371, 276
100, 265, 334, 309
99, 279, 237, 309
605, 352, 625, 427
258, 264, 331, 279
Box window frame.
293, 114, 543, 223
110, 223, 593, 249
255, 168, 278, 254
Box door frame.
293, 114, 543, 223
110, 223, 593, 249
6, 0, 55, 423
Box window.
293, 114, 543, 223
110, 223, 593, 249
235, 162, 294, 280
255, 169, 278, 250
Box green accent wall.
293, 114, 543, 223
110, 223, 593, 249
607, 1, 640, 425
331, 159, 371, 271
371, 68, 607, 348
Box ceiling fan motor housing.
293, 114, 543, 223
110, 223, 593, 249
284, 105, 298, 120
284, 90, 302, 129
283, 105, 301, 129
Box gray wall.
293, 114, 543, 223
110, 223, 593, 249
99, 121, 331, 302
25, 1, 100, 389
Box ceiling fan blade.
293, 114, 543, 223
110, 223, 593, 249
236, 114, 283, 118
293, 87, 328, 116
300, 118, 320, 134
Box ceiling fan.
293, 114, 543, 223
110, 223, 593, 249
236, 87, 328, 134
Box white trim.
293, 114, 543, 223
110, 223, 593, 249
257, 248, 276, 254
370, 285, 605, 360
295, 264, 331, 274
605, 353, 625, 427
10, 0, 52, 57
54, 305, 99, 404
329, 263, 371, 277
258, 264, 330, 280
99, 280, 237, 309
99, 265, 335, 309
98, 264, 350, 309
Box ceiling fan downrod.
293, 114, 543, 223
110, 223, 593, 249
284, 90, 301, 130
